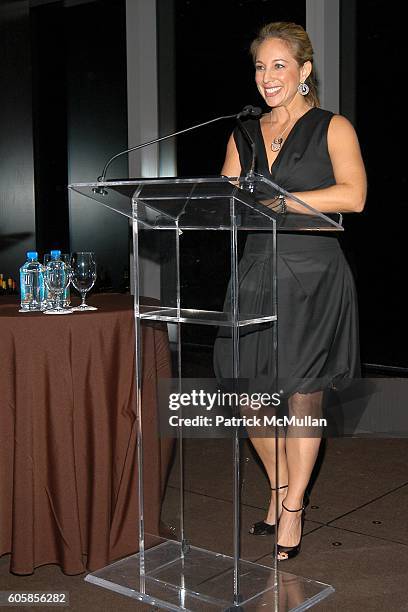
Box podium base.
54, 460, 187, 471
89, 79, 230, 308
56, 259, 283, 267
85, 539, 334, 611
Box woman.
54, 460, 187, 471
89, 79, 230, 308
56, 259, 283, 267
216, 22, 366, 561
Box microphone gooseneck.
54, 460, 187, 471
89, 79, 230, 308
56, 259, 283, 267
236, 105, 262, 191
97, 105, 262, 183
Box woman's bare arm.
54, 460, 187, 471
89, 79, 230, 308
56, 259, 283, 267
221, 133, 241, 177
288, 115, 367, 213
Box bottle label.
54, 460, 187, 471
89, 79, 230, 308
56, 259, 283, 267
19, 264, 45, 311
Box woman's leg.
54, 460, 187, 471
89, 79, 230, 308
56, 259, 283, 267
250, 435, 288, 524
277, 391, 323, 556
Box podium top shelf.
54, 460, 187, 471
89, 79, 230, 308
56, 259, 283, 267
68, 175, 343, 232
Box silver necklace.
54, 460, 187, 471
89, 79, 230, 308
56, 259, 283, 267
270, 117, 292, 152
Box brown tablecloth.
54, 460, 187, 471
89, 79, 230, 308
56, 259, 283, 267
0, 294, 173, 575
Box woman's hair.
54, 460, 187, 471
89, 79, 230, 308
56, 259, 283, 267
250, 22, 320, 108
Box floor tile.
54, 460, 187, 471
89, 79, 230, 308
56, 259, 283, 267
168, 438, 408, 526
162, 485, 323, 562
294, 438, 408, 523
330, 483, 408, 545
167, 438, 280, 511
256, 525, 408, 611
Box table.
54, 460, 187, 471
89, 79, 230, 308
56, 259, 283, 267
0, 294, 173, 575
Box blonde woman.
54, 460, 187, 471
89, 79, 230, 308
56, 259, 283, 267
215, 22, 366, 561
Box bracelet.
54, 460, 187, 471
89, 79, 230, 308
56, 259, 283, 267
270, 194, 287, 214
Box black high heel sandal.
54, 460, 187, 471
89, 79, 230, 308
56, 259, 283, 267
249, 484, 288, 536
276, 500, 305, 561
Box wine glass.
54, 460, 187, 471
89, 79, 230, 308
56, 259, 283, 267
70, 252, 98, 311
44, 259, 73, 315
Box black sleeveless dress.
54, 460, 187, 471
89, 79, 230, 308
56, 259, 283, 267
213, 107, 360, 395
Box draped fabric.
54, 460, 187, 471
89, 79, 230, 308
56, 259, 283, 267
0, 294, 173, 575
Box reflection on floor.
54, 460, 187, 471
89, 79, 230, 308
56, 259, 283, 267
1, 436, 408, 611
163, 437, 408, 611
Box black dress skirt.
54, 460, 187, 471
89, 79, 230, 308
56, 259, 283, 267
213, 107, 360, 396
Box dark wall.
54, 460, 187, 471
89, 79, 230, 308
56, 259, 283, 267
66, 0, 129, 290
0, 0, 129, 290
31, 2, 70, 255
0, 1, 36, 282
351, 1, 406, 368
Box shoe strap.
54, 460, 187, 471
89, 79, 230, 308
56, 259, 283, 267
282, 500, 305, 513
271, 484, 288, 491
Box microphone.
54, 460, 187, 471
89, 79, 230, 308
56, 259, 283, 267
96, 105, 262, 184
240, 105, 262, 118
236, 105, 262, 191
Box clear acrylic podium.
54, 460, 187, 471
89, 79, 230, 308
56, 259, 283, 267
69, 175, 342, 611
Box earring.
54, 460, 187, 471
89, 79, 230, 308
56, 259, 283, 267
298, 81, 309, 96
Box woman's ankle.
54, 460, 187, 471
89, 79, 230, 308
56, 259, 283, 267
281, 494, 304, 511
266, 493, 285, 523
271, 483, 288, 491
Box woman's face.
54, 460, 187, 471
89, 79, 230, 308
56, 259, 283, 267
254, 38, 310, 108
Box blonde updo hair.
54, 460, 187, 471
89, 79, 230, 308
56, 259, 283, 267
250, 22, 320, 108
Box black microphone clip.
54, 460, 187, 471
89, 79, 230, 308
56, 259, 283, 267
92, 179, 109, 195
236, 106, 262, 192
238, 105, 262, 118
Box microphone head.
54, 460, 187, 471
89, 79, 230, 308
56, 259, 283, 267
239, 105, 263, 118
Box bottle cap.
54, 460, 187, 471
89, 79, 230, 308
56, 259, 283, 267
50, 250, 61, 259
27, 251, 38, 259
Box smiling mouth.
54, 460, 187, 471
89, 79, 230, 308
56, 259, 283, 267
265, 86, 282, 95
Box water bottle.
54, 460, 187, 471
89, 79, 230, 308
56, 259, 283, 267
44, 251, 72, 313
44, 251, 71, 308
19, 251, 45, 312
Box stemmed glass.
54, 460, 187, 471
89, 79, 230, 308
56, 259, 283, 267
44, 260, 73, 315
70, 252, 98, 311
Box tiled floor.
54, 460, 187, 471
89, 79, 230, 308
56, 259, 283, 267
161, 437, 408, 611
1, 437, 408, 611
